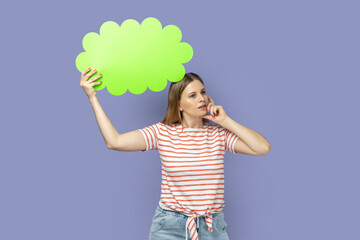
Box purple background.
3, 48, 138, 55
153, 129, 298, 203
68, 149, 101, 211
1, 0, 359, 239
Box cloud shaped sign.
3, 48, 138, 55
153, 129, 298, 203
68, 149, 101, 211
75, 17, 193, 96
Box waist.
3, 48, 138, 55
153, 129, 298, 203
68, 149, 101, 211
157, 204, 222, 219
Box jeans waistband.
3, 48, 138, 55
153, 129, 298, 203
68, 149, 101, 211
157, 205, 222, 219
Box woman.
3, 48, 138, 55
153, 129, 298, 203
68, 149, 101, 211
80, 68, 271, 240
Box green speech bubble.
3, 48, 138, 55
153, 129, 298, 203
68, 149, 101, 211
75, 17, 193, 96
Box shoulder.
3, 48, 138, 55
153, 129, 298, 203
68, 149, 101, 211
155, 121, 177, 132
156, 121, 172, 128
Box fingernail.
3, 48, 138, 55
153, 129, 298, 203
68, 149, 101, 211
211, 114, 214, 117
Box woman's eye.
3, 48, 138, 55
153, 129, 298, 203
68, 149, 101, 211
190, 91, 206, 97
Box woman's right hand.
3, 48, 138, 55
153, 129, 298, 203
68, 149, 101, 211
80, 68, 103, 99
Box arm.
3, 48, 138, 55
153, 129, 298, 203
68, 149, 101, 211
221, 116, 271, 155
88, 95, 120, 149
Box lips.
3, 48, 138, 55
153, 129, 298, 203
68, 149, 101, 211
198, 104, 206, 108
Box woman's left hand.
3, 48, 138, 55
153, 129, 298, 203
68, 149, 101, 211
200, 95, 228, 124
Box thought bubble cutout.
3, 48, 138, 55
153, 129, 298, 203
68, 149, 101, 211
75, 17, 193, 96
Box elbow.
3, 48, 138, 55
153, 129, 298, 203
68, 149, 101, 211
107, 144, 113, 150
263, 144, 271, 155
257, 144, 271, 156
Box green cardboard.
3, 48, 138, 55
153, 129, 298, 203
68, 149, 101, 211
75, 17, 193, 95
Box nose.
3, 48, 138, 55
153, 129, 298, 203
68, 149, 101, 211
198, 95, 206, 103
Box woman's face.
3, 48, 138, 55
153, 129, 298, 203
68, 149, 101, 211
179, 80, 208, 116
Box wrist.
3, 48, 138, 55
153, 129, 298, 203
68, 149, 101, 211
89, 95, 97, 102
220, 116, 232, 128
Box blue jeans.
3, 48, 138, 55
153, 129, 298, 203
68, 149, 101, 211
149, 205, 230, 240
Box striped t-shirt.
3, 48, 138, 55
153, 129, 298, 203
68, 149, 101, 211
138, 121, 239, 240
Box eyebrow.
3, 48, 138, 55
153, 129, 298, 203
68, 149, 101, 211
188, 88, 206, 95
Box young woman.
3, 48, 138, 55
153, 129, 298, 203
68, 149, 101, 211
80, 68, 271, 240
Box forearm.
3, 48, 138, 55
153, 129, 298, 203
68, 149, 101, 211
89, 95, 119, 148
221, 116, 271, 154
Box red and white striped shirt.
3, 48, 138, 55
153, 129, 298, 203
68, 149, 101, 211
138, 121, 239, 240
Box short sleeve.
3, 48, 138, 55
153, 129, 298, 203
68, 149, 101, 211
138, 122, 159, 152
223, 127, 240, 154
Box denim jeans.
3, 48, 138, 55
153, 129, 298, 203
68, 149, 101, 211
149, 205, 230, 240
